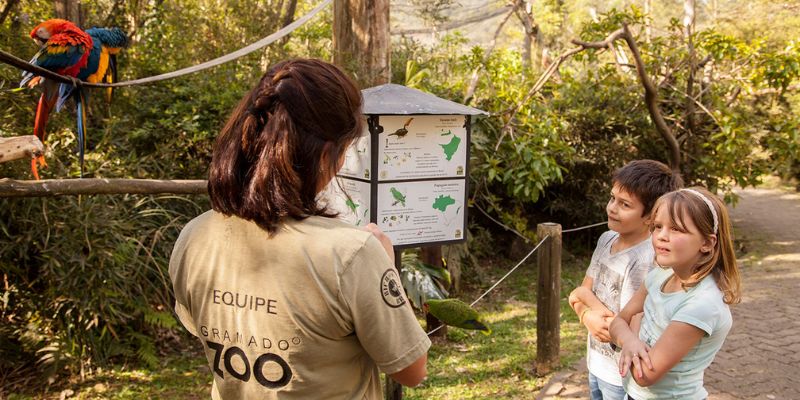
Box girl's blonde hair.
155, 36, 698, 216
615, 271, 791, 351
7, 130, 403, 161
651, 187, 741, 304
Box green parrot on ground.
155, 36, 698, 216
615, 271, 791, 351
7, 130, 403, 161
424, 299, 491, 335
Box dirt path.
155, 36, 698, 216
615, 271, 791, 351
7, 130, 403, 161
538, 186, 800, 400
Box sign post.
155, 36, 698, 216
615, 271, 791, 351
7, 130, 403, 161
323, 84, 486, 400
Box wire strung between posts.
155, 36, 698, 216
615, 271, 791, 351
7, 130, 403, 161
427, 235, 549, 337
0, 0, 332, 88
473, 203, 529, 243
562, 220, 607, 233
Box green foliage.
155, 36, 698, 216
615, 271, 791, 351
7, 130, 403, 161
0, 0, 333, 388
1, 0, 799, 393
400, 251, 450, 310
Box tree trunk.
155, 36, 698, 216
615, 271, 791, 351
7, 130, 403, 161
516, 0, 537, 70
54, 0, 81, 25
279, 0, 298, 45
333, 0, 390, 88
0, 0, 20, 26
684, 0, 696, 140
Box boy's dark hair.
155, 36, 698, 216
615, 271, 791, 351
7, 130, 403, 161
208, 59, 363, 234
612, 160, 683, 216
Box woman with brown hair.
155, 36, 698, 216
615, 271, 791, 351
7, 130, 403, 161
169, 59, 429, 399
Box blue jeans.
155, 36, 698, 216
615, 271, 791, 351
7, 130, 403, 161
588, 372, 626, 400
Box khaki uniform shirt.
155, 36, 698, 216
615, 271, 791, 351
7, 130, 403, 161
169, 211, 430, 399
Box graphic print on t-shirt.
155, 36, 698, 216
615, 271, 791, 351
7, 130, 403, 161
201, 287, 296, 390
589, 265, 623, 358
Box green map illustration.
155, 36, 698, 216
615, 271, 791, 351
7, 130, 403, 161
345, 199, 359, 213
440, 135, 461, 161
432, 195, 456, 212
390, 187, 407, 207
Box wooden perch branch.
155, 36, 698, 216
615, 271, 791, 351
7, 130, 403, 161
0, 136, 43, 164
0, 178, 207, 198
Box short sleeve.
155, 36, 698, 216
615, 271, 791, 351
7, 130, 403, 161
586, 231, 615, 279
174, 300, 198, 336
672, 295, 720, 336
339, 236, 431, 374
643, 267, 664, 294
169, 225, 198, 337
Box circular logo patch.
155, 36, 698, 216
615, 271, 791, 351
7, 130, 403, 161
380, 269, 406, 308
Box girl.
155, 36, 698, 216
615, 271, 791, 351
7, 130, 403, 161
609, 187, 741, 399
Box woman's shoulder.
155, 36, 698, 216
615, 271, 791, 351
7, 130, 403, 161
295, 216, 373, 247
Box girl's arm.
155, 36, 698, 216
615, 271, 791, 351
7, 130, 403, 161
609, 285, 647, 345
629, 312, 644, 336
609, 285, 650, 378
626, 322, 705, 387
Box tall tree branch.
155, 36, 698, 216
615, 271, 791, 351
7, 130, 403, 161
0, 0, 19, 26
496, 25, 681, 171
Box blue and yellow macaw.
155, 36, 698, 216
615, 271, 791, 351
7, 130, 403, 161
22, 21, 127, 179
59, 27, 128, 177
21, 19, 92, 180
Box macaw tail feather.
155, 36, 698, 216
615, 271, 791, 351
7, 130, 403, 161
75, 89, 87, 178
56, 83, 74, 112
31, 91, 56, 180
104, 54, 117, 104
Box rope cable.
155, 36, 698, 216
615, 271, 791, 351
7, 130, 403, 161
427, 235, 549, 337
0, 0, 332, 88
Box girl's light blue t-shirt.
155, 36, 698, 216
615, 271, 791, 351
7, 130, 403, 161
624, 267, 732, 400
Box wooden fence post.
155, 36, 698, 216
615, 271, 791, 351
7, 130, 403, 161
384, 248, 404, 400
535, 222, 562, 375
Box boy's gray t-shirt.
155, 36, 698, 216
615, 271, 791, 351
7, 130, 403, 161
585, 230, 654, 386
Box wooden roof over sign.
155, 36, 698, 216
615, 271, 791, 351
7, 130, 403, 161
362, 83, 487, 116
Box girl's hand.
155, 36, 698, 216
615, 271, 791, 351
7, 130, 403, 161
619, 338, 653, 379
584, 309, 615, 342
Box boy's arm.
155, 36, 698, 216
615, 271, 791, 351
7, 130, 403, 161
569, 277, 615, 342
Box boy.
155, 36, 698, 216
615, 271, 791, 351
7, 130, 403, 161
568, 160, 682, 400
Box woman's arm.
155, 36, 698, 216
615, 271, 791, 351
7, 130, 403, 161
389, 353, 428, 387
362, 223, 394, 263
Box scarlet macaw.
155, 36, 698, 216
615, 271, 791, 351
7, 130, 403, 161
21, 21, 127, 178
58, 27, 128, 176
20, 19, 92, 180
